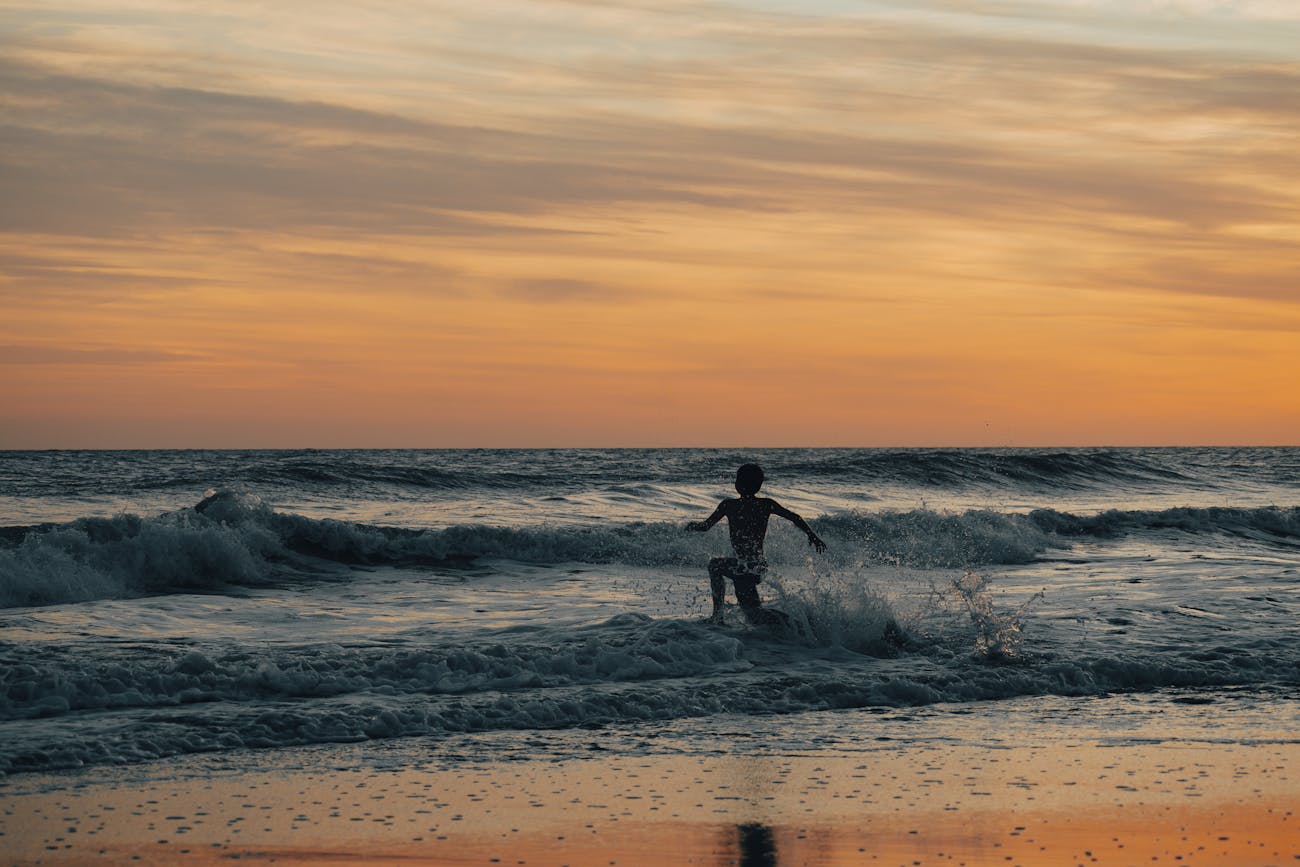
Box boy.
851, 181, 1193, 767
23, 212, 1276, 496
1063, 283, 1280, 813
685, 463, 826, 624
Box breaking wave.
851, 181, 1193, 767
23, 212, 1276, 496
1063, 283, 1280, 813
2, 603, 1295, 774
1, 490, 1297, 609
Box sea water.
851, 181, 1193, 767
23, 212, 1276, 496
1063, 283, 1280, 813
0, 448, 1297, 775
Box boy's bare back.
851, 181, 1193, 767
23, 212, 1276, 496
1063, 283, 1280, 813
689, 496, 824, 564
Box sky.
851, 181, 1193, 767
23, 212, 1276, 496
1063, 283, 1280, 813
2, 0, 1298, 448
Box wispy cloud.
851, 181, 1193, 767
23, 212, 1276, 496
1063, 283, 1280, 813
501, 278, 631, 303
4, 4, 1297, 242
0, 344, 202, 364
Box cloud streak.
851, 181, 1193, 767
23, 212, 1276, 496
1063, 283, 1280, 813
0, 345, 202, 365
4, 7, 1297, 240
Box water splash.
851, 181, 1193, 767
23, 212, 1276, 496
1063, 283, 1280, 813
942, 571, 1043, 660
767, 565, 908, 656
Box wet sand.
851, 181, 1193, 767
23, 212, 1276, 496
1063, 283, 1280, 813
3, 718, 1296, 867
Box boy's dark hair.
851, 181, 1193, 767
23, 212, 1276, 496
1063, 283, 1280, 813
735, 463, 765, 496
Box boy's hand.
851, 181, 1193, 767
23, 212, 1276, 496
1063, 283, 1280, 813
685, 521, 707, 532
808, 534, 827, 554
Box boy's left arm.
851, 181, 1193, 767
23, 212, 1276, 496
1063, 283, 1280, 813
771, 501, 827, 552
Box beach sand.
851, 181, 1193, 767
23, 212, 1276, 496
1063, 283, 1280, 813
4, 701, 1296, 867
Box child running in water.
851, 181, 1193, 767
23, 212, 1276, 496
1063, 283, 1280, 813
686, 463, 826, 624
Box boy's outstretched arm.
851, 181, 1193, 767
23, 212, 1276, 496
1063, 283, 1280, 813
771, 501, 827, 553
685, 502, 726, 532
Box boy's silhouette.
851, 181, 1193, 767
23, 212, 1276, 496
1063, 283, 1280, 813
686, 463, 826, 625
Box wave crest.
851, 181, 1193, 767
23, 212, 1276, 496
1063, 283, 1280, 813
2, 491, 1296, 609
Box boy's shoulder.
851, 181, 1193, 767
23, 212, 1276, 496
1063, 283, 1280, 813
725, 497, 779, 509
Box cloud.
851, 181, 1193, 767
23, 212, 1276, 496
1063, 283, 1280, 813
0, 252, 203, 302
3, 0, 1298, 248
0, 345, 202, 364
500, 278, 629, 303
1093, 257, 1300, 306
0, 56, 769, 240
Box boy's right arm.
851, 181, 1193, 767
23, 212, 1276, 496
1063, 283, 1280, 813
771, 500, 827, 552
685, 501, 727, 532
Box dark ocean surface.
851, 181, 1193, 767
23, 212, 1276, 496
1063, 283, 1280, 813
1, 448, 1297, 775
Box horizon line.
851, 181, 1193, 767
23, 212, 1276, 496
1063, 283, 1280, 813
2, 443, 1297, 452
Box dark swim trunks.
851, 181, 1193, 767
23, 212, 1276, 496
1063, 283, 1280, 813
709, 556, 767, 611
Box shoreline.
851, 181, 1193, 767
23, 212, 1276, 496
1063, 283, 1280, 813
4, 699, 1296, 866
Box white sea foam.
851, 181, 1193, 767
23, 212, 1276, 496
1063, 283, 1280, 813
3, 611, 1295, 774
6, 490, 1293, 610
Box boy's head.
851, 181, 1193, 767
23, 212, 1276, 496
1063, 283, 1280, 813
735, 463, 765, 497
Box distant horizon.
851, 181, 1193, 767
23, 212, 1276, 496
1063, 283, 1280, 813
3, 442, 1297, 452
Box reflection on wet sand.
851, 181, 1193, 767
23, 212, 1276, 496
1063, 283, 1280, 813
737, 822, 778, 867
13, 800, 1296, 866
4, 736, 1297, 866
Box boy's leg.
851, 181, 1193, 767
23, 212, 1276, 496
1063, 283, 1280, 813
733, 576, 791, 629
732, 574, 763, 618
707, 558, 732, 619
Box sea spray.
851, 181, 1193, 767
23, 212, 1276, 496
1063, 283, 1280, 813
763, 564, 1039, 660
767, 568, 906, 656
808, 509, 1058, 567
940, 571, 1044, 660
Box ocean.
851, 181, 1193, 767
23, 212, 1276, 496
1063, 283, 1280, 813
1, 447, 1297, 777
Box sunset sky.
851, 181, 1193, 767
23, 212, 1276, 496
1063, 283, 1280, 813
2, 0, 1298, 447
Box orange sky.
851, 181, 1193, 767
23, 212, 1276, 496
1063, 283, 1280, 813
2, 0, 1298, 447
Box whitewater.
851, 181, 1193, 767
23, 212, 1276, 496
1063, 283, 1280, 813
1, 447, 1297, 777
